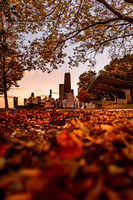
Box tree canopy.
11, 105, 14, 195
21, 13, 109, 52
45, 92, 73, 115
0, 48, 24, 94
1, 0, 133, 70
77, 70, 97, 90
99, 54, 133, 85
77, 88, 94, 103
0, 0, 25, 108
24, 0, 133, 68
77, 70, 104, 102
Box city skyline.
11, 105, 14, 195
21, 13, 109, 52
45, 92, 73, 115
0, 51, 110, 108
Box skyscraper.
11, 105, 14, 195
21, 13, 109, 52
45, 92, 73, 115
64, 72, 71, 93
59, 84, 64, 99
49, 89, 52, 99
59, 71, 75, 108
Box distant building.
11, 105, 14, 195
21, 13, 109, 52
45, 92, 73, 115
23, 90, 57, 109
59, 84, 64, 99
13, 97, 18, 108
64, 72, 71, 93
20, 71, 79, 109
59, 71, 78, 108
31, 92, 34, 98
24, 98, 28, 106
49, 89, 52, 99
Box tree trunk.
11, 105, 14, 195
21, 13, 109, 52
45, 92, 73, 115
3, 76, 8, 109
2, 61, 9, 109
1, 12, 8, 109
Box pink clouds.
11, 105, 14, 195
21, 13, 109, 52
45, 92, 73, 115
52, 92, 59, 94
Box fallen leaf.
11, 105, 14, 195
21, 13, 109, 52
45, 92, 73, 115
108, 164, 125, 174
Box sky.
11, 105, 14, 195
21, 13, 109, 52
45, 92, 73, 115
0, 50, 110, 108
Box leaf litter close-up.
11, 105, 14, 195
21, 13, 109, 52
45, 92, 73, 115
0, 109, 133, 200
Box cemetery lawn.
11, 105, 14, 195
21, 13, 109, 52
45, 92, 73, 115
0, 109, 133, 200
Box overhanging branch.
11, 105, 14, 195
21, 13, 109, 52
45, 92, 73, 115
124, 0, 133, 3
91, 34, 133, 48
97, 0, 133, 23
62, 17, 120, 42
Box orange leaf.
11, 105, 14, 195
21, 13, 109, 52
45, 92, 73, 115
0, 144, 10, 156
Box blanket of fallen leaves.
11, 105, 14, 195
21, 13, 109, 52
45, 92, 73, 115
0, 109, 133, 200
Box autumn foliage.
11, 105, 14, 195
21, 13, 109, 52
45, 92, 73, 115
0, 109, 133, 200
77, 89, 94, 103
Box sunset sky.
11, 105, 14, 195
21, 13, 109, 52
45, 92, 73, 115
0, 50, 110, 108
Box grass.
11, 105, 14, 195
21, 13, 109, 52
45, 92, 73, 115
102, 104, 133, 109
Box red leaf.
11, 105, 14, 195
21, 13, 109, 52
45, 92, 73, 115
0, 144, 10, 156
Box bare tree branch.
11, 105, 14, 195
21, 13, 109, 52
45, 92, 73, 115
25, 1, 62, 23
69, 0, 83, 27
97, 0, 133, 23
92, 34, 133, 48
124, 0, 133, 3
46, 0, 61, 17
62, 17, 121, 42
57, 0, 72, 18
